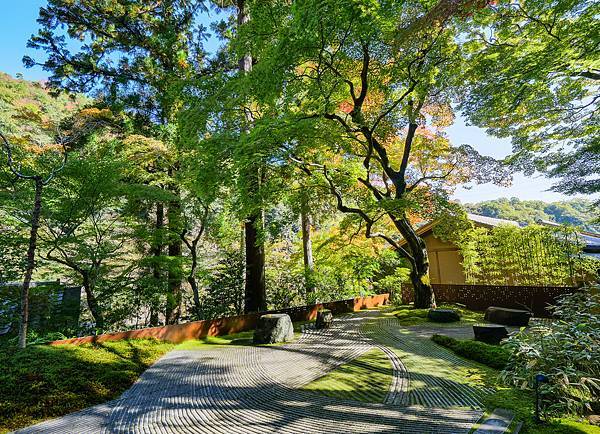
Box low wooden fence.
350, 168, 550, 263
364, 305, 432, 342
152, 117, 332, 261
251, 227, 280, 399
401, 284, 577, 317
49, 293, 389, 346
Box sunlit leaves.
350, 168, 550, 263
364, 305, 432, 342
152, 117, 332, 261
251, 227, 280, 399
461, 0, 599, 205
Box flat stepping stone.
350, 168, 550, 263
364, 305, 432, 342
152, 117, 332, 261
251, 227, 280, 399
484, 306, 531, 326
474, 408, 515, 434
473, 324, 509, 344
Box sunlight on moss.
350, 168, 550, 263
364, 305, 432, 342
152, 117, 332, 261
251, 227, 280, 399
302, 348, 393, 403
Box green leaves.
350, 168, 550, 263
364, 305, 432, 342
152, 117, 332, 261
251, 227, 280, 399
461, 0, 600, 205
456, 223, 589, 286
502, 286, 600, 416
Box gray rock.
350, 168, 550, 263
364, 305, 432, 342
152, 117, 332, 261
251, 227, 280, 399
315, 309, 333, 329
473, 324, 508, 344
588, 415, 600, 426
253, 313, 294, 344
428, 308, 461, 323
484, 306, 531, 326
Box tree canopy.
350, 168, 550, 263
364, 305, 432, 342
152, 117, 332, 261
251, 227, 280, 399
0, 0, 598, 341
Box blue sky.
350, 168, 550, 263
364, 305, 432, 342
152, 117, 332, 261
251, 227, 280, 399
0, 3, 587, 204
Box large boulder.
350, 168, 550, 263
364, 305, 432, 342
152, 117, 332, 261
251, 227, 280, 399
315, 309, 333, 329
484, 306, 531, 326
428, 308, 461, 323
473, 324, 509, 344
253, 314, 294, 344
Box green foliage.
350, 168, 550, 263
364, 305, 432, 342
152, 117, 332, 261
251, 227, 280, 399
0, 339, 173, 433
462, 0, 600, 211
465, 198, 600, 233
502, 287, 600, 416
483, 388, 600, 434
265, 225, 410, 308
198, 250, 244, 320
457, 224, 593, 286
0, 283, 80, 338
431, 334, 510, 371
0, 216, 27, 282
302, 348, 393, 403
1, 0, 597, 345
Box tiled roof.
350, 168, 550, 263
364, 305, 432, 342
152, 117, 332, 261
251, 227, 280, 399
466, 213, 521, 228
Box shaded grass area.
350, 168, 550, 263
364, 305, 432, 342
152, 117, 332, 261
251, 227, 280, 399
423, 335, 598, 433
388, 303, 484, 326
431, 334, 510, 370
302, 348, 393, 403
0, 339, 174, 433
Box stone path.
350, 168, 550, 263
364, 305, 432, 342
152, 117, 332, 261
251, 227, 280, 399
16, 310, 487, 434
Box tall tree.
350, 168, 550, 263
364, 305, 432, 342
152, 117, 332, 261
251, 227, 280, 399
41, 140, 131, 330
236, 0, 266, 313
0, 131, 66, 348
238, 0, 509, 307
27, 0, 209, 323
0, 73, 86, 347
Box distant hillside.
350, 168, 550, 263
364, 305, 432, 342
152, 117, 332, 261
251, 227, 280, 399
464, 198, 599, 233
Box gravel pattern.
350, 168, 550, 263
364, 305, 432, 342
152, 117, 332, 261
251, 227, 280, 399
15, 310, 485, 433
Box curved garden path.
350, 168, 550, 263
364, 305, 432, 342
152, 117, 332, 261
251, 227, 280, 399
16, 310, 487, 434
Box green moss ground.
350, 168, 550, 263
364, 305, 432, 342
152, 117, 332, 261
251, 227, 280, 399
302, 348, 393, 403
480, 388, 600, 434
0, 339, 174, 433
388, 303, 484, 326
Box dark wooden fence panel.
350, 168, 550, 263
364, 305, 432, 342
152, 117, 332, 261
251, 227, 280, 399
0, 282, 81, 336
401, 284, 577, 317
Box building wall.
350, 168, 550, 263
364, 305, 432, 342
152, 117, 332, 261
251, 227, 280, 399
422, 233, 466, 284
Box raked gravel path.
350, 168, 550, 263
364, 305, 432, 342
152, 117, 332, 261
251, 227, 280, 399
15, 310, 487, 434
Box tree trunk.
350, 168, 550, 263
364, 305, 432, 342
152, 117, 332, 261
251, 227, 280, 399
244, 214, 266, 313
238, 0, 266, 314
188, 247, 201, 319
395, 216, 436, 308
150, 202, 164, 327
82, 272, 104, 330
18, 177, 43, 349
166, 199, 183, 324
300, 195, 315, 293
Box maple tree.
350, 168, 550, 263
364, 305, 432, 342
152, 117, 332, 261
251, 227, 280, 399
236, 0, 510, 307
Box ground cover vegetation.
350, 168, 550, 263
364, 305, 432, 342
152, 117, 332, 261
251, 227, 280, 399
431, 334, 510, 370
0, 338, 174, 433
302, 348, 393, 403
390, 302, 484, 326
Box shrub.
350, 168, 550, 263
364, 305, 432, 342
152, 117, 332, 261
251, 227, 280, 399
0, 339, 173, 432
501, 286, 600, 416
431, 334, 510, 370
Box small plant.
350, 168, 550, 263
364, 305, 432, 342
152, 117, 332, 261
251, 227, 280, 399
501, 286, 600, 416
431, 334, 510, 370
